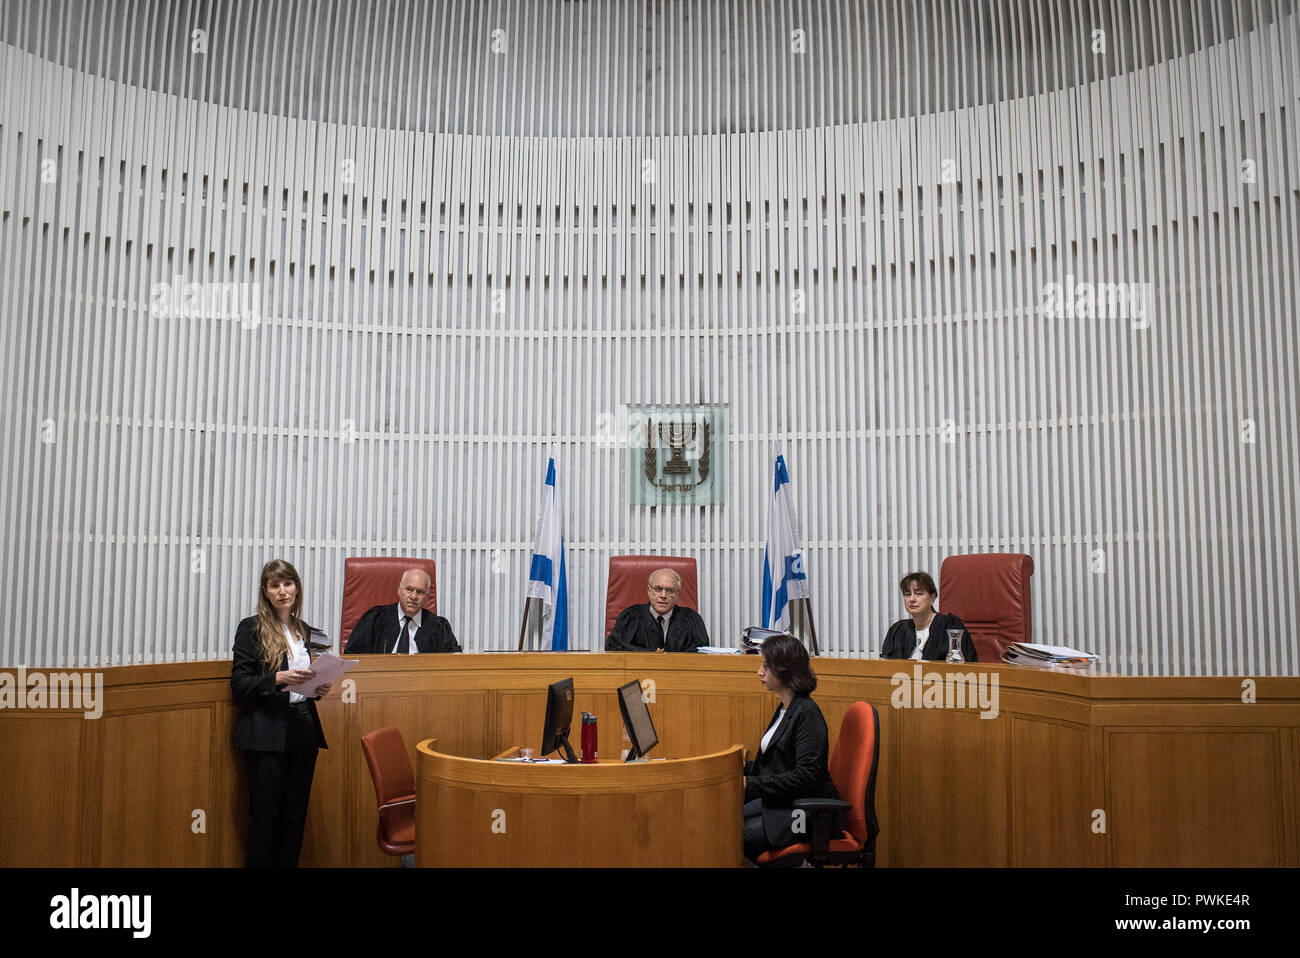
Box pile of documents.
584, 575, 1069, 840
1001, 642, 1098, 667
740, 627, 788, 652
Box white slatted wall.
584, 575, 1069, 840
0, 1, 1297, 674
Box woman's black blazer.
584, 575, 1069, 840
881, 612, 978, 662
231, 616, 327, 752
744, 694, 839, 847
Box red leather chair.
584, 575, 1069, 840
359, 727, 417, 862
604, 555, 699, 640
939, 553, 1034, 663
340, 557, 438, 653
757, 701, 880, 868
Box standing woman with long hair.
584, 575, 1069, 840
231, 559, 332, 867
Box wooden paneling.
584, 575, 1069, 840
892, 707, 1010, 866
496, 689, 619, 761
2, 656, 1299, 867
300, 696, 350, 870
651, 690, 770, 761
1289, 729, 1300, 868
866, 691, 901, 867
1106, 729, 1286, 867
0, 715, 82, 866
214, 703, 249, 867
99, 707, 212, 866
1010, 716, 1096, 867
417, 743, 744, 867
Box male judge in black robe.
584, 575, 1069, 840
605, 568, 709, 652
344, 568, 461, 654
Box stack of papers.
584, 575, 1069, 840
697, 646, 743, 655
295, 653, 359, 695
740, 627, 787, 651
1002, 642, 1098, 668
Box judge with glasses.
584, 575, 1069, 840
605, 568, 709, 653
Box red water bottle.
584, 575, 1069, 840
580, 711, 598, 763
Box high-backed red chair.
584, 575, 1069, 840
340, 557, 438, 653
359, 727, 417, 863
604, 555, 699, 640
939, 553, 1034, 663
757, 701, 880, 868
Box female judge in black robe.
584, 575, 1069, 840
880, 570, 978, 662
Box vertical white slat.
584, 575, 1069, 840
369, 126, 390, 278
343, 125, 364, 275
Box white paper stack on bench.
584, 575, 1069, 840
1002, 642, 1098, 667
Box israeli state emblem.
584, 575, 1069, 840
628, 404, 727, 506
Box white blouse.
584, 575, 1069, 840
760, 707, 787, 753
284, 625, 310, 703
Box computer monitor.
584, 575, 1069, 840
617, 679, 659, 761
540, 678, 578, 763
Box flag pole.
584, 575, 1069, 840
516, 596, 538, 651
791, 597, 820, 656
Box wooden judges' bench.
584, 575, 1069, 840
1, 653, 1298, 867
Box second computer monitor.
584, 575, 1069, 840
617, 679, 659, 761
541, 677, 578, 762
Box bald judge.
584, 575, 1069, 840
605, 569, 709, 653
344, 568, 461, 654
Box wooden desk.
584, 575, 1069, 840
415, 741, 744, 866
2, 654, 1298, 866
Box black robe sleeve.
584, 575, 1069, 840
344, 605, 386, 654
669, 608, 708, 652
425, 615, 462, 653
881, 619, 911, 659
605, 605, 645, 651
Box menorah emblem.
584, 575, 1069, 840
642, 414, 712, 494
656, 420, 698, 475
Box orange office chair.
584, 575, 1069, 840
359, 727, 417, 863
757, 701, 881, 868
604, 555, 699, 640
340, 557, 439, 653
939, 553, 1034, 663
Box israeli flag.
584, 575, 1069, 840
525, 457, 569, 650
761, 455, 810, 631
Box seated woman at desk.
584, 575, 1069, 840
880, 571, 978, 662
742, 633, 840, 861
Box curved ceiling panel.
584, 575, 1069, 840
1, 0, 1288, 136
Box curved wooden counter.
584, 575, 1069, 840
416, 742, 743, 867
1, 653, 1298, 866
